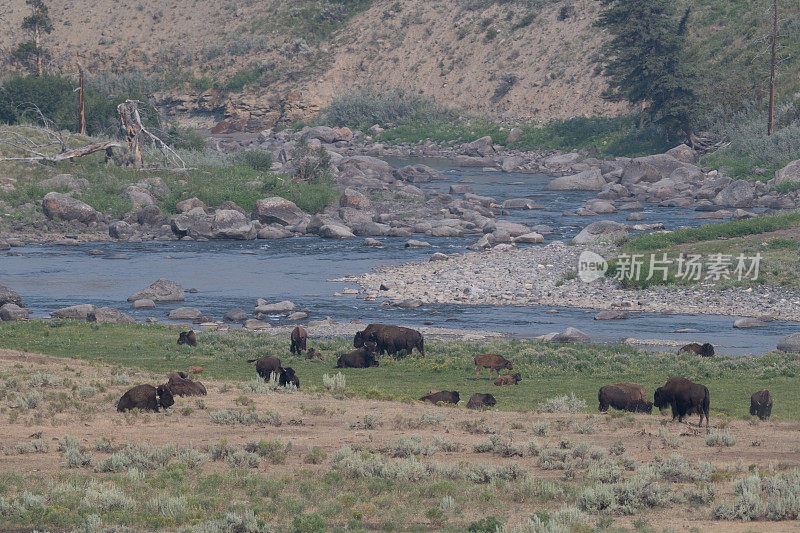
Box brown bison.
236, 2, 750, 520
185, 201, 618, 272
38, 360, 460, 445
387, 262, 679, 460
654, 377, 710, 427
178, 330, 197, 347
493, 373, 522, 386
474, 354, 513, 380
117, 384, 174, 412
750, 389, 772, 420
279, 367, 300, 388
247, 355, 283, 381
188, 366, 203, 374
678, 342, 714, 357
305, 348, 324, 360
419, 390, 460, 405
336, 342, 379, 368
167, 371, 207, 396
597, 383, 653, 413
354, 324, 424, 358
290, 326, 307, 355
466, 393, 496, 409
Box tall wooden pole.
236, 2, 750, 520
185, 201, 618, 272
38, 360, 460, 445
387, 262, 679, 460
78, 64, 86, 135
768, 0, 777, 136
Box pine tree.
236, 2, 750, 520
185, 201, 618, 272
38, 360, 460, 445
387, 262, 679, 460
12, 0, 54, 76
596, 0, 698, 139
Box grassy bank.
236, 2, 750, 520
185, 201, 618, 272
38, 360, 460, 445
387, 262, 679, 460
1, 321, 799, 421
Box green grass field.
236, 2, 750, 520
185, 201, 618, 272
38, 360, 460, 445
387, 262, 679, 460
2, 321, 798, 421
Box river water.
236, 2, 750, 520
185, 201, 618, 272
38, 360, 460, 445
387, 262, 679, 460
1, 160, 792, 355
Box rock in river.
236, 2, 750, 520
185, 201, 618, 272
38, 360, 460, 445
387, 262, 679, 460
571, 220, 628, 244
168, 307, 203, 320
0, 284, 24, 307
128, 279, 185, 303
777, 333, 800, 353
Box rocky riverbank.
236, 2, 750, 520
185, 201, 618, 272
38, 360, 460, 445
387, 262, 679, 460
354, 241, 800, 322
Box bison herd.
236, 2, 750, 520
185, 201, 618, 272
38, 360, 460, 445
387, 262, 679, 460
113, 327, 774, 426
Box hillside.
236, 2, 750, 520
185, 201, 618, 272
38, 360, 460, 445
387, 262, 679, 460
0, 0, 797, 131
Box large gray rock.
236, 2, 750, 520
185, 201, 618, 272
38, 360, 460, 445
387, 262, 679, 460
514, 232, 545, 244
406, 239, 432, 248
666, 144, 697, 163
463, 135, 495, 157
168, 307, 203, 320
449, 184, 473, 194
252, 197, 304, 226
594, 310, 628, 320
109, 220, 134, 240
394, 164, 445, 183
777, 333, 800, 353
37, 174, 89, 191
132, 299, 155, 309
51, 304, 97, 319
338, 155, 395, 179
543, 153, 581, 167
0, 284, 24, 307
771, 159, 800, 188
176, 197, 207, 213
172, 208, 256, 240
137, 205, 166, 226
257, 225, 293, 239
89, 307, 136, 324
42, 192, 98, 223
502, 198, 545, 210
0, 303, 29, 321
339, 188, 372, 209
243, 319, 271, 330
123, 185, 156, 209
128, 279, 185, 302
301, 126, 353, 144
352, 222, 390, 236
733, 318, 768, 329
714, 180, 756, 208
545, 169, 605, 191
254, 300, 296, 314
551, 327, 591, 344
318, 224, 356, 239
136, 177, 170, 199
224, 308, 248, 323
572, 220, 628, 244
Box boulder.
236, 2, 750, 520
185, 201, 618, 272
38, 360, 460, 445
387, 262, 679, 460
36, 174, 89, 191
395, 299, 423, 308
506, 127, 523, 144
394, 164, 445, 183
136, 205, 166, 226
132, 299, 155, 309
501, 156, 525, 172
136, 177, 170, 199
257, 225, 293, 239
551, 327, 591, 344
218, 201, 246, 215
363, 238, 384, 247
463, 135, 495, 157
491, 221, 531, 237
531, 224, 554, 235
777, 333, 800, 353
224, 308, 248, 323
771, 159, 800, 187
572, 220, 628, 244
514, 232, 545, 244
109, 220, 134, 240
666, 144, 697, 163
301, 126, 353, 144
0, 284, 24, 307
502, 198, 545, 210
405, 239, 432, 248
287, 311, 308, 320
714, 180, 756, 208
176, 197, 207, 213
0, 303, 29, 321
429, 252, 449, 261
353, 222, 389, 236
339, 188, 372, 209
338, 155, 395, 179
128, 279, 185, 302
545, 169, 605, 191
254, 300, 296, 314
584, 199, 617, 214
123, 185, 156, 209
318, 224, 356, 239
168, 307, 203, 320
543, 152, 581, 167
243, 319, 271, 331
594, 310, 628, 320
621, 154, 697, 186
449, 184, 473, 194
627, 212, 646, 221
42, 192, 98, 223
89, 307, 136, 324
172, 208, 256, 240
733, 318, 768, 329
51, 304, 97, 319
252, 197, 304, 226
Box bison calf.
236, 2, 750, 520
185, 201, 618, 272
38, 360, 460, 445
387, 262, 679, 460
419, 390, 459, 405
178, 330, 197, 347
290, 326, 307, 355
336, 343, 379, 368
305, 348, 324, 360
279, 367, 300, 388
474, 354, 512, 381
117, 384, 174, 412
466, 393, 496, 409
598, 383, 653, 413
678, 342, 714, 357
167, 371, 207, 396
750, 389, 772, 420
654, 376, 710, 427
493, 373, 522, 386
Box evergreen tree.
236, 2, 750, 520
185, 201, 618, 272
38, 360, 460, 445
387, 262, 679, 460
596, 0, 697, 139
11, 0, 53, 76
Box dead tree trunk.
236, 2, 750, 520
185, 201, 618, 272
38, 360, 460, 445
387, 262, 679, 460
78, 65, 86, 135
768, 0, 777, 136
118, 100, 144, 167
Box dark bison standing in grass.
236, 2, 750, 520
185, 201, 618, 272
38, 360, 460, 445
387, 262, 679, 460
654, 376, 710, 427
598, 383, 653, 413
178, 330, 197, 347
419, 391, 459, 405
167, 371, 207, 396
248, 355, 283, 381
336, 342, 379, 369
466, 393, 496, 409
279, 367, 300, 388
678, 342, 714, 357
474, 354, 513, 381
290, 326, 307, 355
354, 324, 424, 358
750, 389, 773, 420
117, 384, 174, 412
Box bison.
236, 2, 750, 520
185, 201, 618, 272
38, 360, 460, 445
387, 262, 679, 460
188, 366, 203, 374
178, 330, 197, 347
654, 376, 710, 427
336, 342, 379, 368
597, 383, 653, 413
247, 355, 283, 381
279, 367, 300, 388
290, 326, 307, 355
354, 324, 424, 358
678, 342, 714, 357
474, 354, 513, 381
117, 384, 174, 412
466, 393, 496, 409
167, 371, 207, 396
493, 373, 522, 386
305, 348, 324, 360
750, 389, 772, 420
419, 390, 460, 405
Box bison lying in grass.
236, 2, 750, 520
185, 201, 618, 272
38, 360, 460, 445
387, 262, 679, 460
466, 393, 496, 409
419, 391, 459, 405
354, 324, 424, 358
654, 376, 710, 427
167, 371, 207, 396
678, 342, 714, 357
750, 389, 772, 420
178, 330, 197, 347
117, 384, 174, 412
494, 373, 522, 386
597, 383, 652, 413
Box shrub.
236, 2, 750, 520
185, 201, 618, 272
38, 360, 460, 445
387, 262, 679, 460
81, 484, 133, 512
292, 513, 327, 533
235, 149, 275, 172
209, 409, 281, 426
706, 429, 737, 447
712, 469, 800, 520
323, 88, 452, 128
531, 421, 550, 436
291, 139, 334, 182
165, 123, 206, 151
245, 439, 291, 464
468, 515, 503, 532
538, 393, 586, 413
304, 447, 328, 464
322, 372, 346, 393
